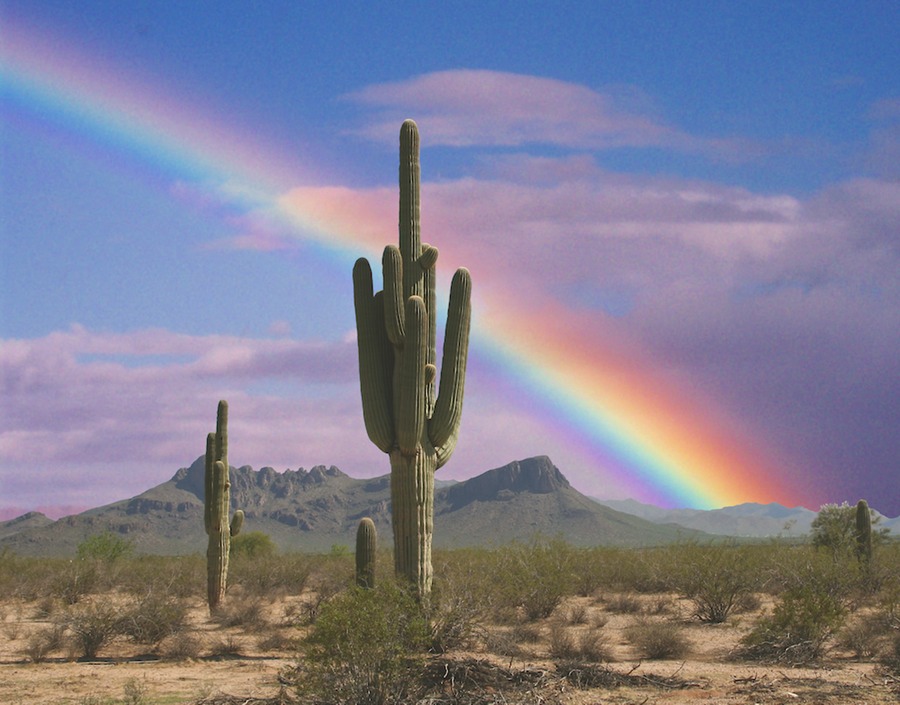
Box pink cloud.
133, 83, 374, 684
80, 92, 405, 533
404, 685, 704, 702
342, 69, 759, 160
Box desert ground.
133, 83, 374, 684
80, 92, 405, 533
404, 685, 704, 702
1, 546, 898, 704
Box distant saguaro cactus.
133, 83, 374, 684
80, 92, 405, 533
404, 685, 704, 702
204, 400, 244, 612
356, 517, 377, 589
855, 499, 872, 563
353, 119, 472, 597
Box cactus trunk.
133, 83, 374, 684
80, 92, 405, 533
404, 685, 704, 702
352, 120, 472, 598
855, 499, 872, 563
389, 449, 435, 595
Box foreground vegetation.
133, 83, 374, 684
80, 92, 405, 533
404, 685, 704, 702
1, 537, 899, 704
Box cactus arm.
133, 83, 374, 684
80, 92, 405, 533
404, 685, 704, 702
353, 258, 394, 453
398, 295, 427, 456
429, 267, 472, 464
383, 245, 405, 346
420, 244, 438, 416
230, 509, 244, 537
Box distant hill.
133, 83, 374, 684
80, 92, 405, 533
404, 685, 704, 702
0, 511, 53, 541
595, 497, 899, 538
0, 455, 706, 556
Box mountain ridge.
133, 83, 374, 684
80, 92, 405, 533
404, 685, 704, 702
0, 455, 704, 555
3, 455, 895, 555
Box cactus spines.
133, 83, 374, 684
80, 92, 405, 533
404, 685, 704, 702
855, 499, 872, 563
356, 517, 377, 589
204, 400, 243, 612
353, 120, 472, 597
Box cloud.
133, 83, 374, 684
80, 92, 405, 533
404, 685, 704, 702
342, 69, 757, 160
0, 327, 368, 506
266, 156, 900, 511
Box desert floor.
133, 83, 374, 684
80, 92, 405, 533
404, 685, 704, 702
1, 588, 898, 705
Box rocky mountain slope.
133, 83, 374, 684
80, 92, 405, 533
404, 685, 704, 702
0, 456, 704, 556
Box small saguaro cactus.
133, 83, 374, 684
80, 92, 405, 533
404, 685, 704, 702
855, 499, 872, 563
356, 517, 377, 589
204, 400, 244, 612
353, 119, 472, 598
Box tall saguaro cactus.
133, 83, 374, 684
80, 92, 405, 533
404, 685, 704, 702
204, 400, 244, 612
353, 119, 472, 597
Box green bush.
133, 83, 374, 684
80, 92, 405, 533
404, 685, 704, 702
740, 584, 846, 664
230, 531, 277, 559
297, 582, 429, 705
670, 542, 761, 623
76, 532, 134, 563
493, 538, 577, 621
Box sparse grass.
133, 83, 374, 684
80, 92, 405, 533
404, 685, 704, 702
2, 539, 899, 703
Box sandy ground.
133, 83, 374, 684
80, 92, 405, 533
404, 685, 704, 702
1, 592, 897, 704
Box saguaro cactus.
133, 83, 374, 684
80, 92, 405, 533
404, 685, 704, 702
356, 517, 377, 589
855, 499, 872, 563
353, 119, 472, 597
204, 400, 244, 611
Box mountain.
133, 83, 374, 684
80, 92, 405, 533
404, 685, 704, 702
0, 511, 53, 541
0, 456, 705, 556
594, 498, 899, 538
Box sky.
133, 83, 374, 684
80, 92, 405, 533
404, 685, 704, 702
1, 2, 898, 520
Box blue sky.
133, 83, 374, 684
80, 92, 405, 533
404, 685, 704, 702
2, 1, 899, 518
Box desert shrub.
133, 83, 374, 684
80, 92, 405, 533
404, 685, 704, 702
122, 678, 149, 705
426, 573, 487, 653
257, 630, 297, 652
76, 532, 134, 563
209, 635, 243, 658
548, 624, 612, 662
23, 623, 66, 662
670, 542, 761, 623
837, 613, 890, 659
625, 618, 691, 660
52, 560, 100, 605
230, 551, 317, 599
230, 530, 277, 559
301, 555, 354, 623
296, 582, 429, 705
63, 600, 124, 659
213, 595, 268, 631
547, 623, 577, 659
740, 584, 846, 664
492, 539, 577, 622
159, 631, 202, 661
606, 593, 643, 614
118, 592, 188, 646
880, 632, 900, 674
119, 555, 204, 599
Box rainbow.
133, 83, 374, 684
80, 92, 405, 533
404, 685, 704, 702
1, 21, 805, 509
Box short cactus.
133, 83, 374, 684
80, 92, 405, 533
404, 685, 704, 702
356, 517, 377, 589
855, 499, 872, 563
204, 400, 244, 611
353, 119, 472, 597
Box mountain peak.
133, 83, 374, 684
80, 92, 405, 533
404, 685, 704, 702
443, 455, 570, 509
